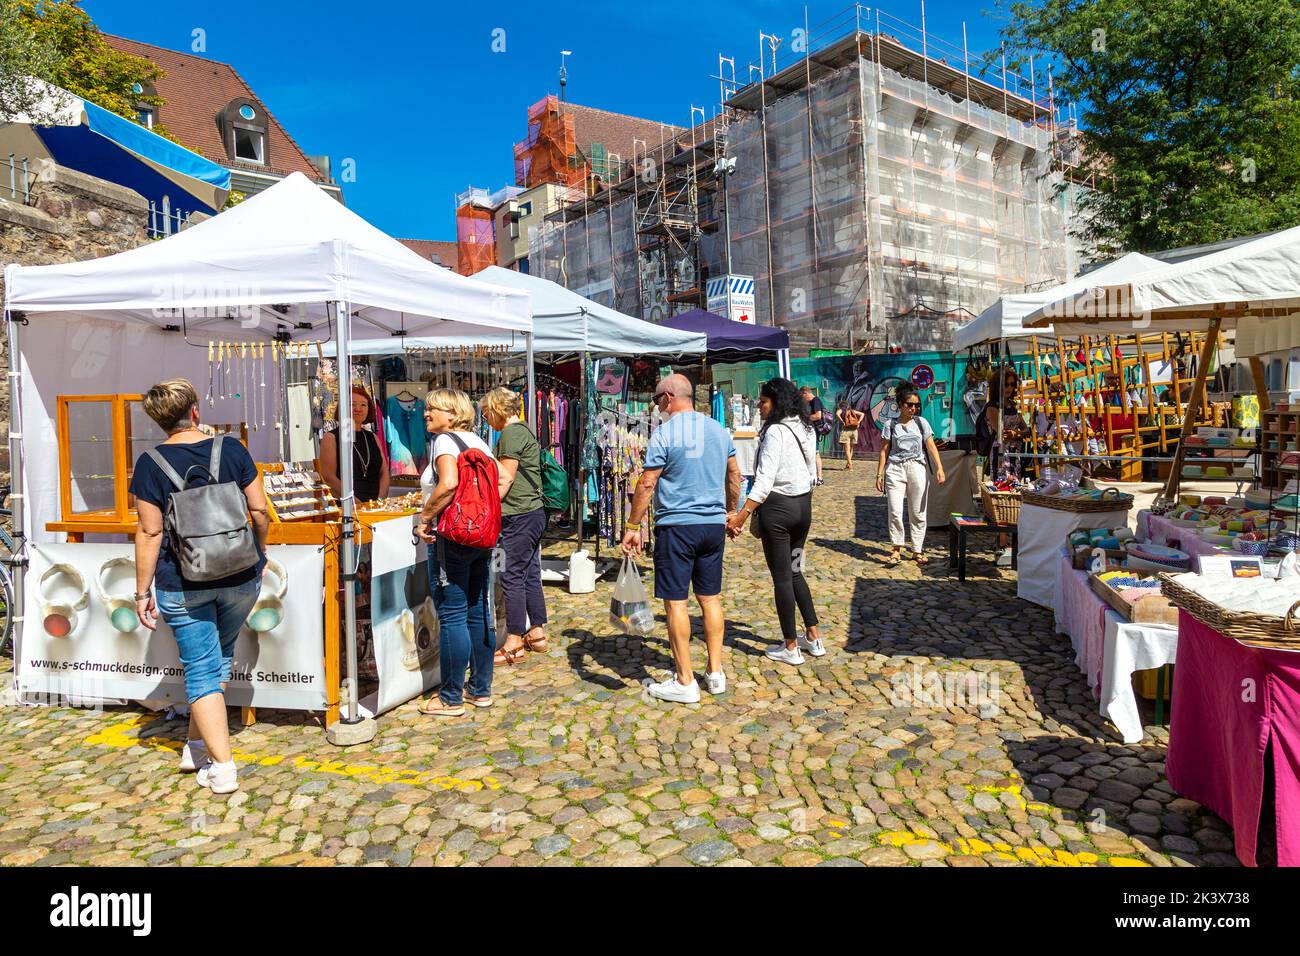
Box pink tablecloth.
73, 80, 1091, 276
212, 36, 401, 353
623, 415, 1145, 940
1166, 611, 1300, 867
1054, 551, 1106, 697
1138, 511, 1232, 572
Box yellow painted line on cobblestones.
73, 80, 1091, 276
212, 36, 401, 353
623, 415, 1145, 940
877, 830, 1146, 867
967, 780, 1051, 814
82, 716, 502, 792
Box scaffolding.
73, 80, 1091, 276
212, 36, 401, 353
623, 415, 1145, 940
513, 95, 586, 191
532, 3, 1083, 351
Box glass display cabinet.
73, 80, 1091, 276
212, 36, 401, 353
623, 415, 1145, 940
56, 394, 165, 523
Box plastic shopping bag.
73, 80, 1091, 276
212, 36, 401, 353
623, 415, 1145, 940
609, 557, 655, 636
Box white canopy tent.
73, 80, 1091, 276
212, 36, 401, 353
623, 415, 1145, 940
336, 266, 708, 357
1022, 225, 1300, 336
952, 252, 1166, 351
3, 172, 534, 733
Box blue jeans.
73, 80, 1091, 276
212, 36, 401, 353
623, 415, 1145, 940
428, 541, 495, 706
156, 580, 261, 704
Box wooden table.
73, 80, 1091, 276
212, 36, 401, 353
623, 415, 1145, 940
47, 512, 416, 728
947, 514, 1017, 582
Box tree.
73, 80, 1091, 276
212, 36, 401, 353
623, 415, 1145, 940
0, 0, 61, 121
999, 0, 1300, 256
1, 0, 176, 143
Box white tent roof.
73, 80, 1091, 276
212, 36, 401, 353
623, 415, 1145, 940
3, 172, 532, 340
952, 252, 1165, 350
1022, 225, 1300, 335
337, 265, 706, 357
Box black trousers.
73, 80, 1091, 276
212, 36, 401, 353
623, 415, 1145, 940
499, 507, 549, 636
757, 491, 818, 642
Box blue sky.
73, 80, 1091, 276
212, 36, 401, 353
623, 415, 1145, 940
84, 1, 1015, 241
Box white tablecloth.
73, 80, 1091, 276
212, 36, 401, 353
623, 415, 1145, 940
1101, 611, 1178, 744
733, 435, 758, 477
1018, 502, 1133, 607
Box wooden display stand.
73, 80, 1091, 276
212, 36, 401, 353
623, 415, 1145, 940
1261, 407, 1300, 490
47, 512, 410, 729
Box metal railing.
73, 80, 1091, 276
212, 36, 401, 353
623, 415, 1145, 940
3, 154, 34, 204
147, 197, 193, 239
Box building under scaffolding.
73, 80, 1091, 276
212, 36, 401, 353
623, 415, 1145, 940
531, 5, 1085, 352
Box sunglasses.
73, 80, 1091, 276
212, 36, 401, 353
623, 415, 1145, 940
653, 391, 671, 403
904, 402, 921, 408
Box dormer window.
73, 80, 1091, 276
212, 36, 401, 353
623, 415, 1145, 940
131, 81, 157, 129
220, 98, 269, 166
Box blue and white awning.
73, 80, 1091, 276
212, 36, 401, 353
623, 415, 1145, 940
0, 78, 229, 216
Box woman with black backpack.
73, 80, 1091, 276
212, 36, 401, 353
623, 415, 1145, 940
130, 379, 269, 795
726, 378, 824, 665
481, 387, 549, 666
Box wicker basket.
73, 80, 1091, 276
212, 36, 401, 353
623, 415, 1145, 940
980, 485, 1021, 525
1159, 573, 1300, 650
1021, 487, 1135, 513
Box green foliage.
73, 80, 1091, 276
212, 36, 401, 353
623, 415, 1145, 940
0, 0, 61, 121
999, 0, 1300, 255
1, 0, 181, 145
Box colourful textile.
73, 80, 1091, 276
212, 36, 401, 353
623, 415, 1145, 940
1167, 610, 1300, 867
385, 395, 426, 477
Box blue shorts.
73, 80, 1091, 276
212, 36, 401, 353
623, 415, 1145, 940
653, 524, 726, 601
156, 581, 260, 704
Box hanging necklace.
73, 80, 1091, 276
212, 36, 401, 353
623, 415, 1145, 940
354, 425, 372, 476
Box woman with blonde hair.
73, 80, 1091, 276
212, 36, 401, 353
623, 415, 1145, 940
129, 379, 269, 794
415, 388, 499, 717
481, 387, 549, 665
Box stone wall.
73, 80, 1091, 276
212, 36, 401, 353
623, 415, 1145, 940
0, 165, 150, 487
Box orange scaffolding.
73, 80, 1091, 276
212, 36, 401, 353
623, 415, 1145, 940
455, 203, 495, 276
513, 95, 586, 190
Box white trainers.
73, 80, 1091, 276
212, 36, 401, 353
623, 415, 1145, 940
704, 672, 726, 695
647, 678, 701, 704
178, 739, 207, 773
996, 547, 1013, 569
796, 632, 826, 657
196, 758, 239, 794
766, 644, 805, 666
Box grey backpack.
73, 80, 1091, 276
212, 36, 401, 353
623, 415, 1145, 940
147, 436, 260, 582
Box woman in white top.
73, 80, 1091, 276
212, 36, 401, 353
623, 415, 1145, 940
414, 388, 499, 718
876, 384, 946, 567
727, 378, 824, 665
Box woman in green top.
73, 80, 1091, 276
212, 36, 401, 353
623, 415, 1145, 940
481, 388, 549, 665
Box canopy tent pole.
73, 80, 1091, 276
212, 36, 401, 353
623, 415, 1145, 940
1159, 317, 1222, 503
576, 350, 586, 555
332, 298, 370, 740
525, 331, 536, 430
4, 303, 28, 661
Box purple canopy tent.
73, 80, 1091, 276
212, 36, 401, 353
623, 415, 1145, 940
659, 309, 790, 368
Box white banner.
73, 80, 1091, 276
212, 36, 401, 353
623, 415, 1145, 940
20, 543, 327, 710
363, 516, 440, 715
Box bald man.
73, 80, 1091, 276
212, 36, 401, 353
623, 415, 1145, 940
623, 373, 741, 703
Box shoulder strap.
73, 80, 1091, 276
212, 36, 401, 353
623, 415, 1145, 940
146, 448, 187, 492
780, 422, 815, 471
446, 432, 469, 454
209, 435, 225, 479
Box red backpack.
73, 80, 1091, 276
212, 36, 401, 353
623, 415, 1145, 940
436, 434, 501, 548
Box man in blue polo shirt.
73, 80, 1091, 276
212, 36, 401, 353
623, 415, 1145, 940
622, 373, 741, 703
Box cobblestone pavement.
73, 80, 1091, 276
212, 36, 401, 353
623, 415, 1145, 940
0, 464, 1242, 868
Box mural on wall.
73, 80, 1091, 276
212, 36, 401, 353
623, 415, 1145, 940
717, 351, 978, 455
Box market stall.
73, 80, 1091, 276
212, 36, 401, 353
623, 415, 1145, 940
1021, 227, 1300, 863
335, 265, 708, 577
3, 172, 534, 738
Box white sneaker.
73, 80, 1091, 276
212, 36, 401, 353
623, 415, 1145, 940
765, 644, 805, 666
996, 547, 1013, 569
196, 758, 239, 794
705, 672, 726, 695
647, 678, 701, 704
796, 632, 826, 657
178, 739, 207, 773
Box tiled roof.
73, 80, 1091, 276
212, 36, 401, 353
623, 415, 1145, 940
563, 102, 684, 165
101, 34, 330, 183
397, 239, 458, 268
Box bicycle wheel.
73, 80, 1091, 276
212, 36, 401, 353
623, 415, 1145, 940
0, 522, 14, 557
0, 566, 14, 657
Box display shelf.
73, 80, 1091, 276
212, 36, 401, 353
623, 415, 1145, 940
1261, 409, 1300, 490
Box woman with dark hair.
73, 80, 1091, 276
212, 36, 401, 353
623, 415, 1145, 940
727, 378, 823, 665
876, 384, 945, 566
320, 385, 389, 503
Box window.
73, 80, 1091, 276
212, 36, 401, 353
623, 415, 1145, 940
222, 98, 269, 166
137, 107, 154, 129
233, 125, 265, 164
